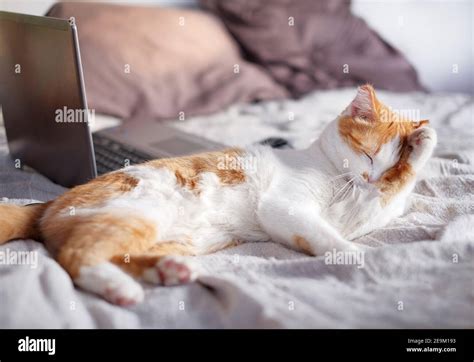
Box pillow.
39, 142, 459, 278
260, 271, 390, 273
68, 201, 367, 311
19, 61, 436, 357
200, 0, 424, 97
47, 2, 288, 121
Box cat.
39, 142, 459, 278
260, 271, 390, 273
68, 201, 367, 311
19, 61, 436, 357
0, 85, 437, 305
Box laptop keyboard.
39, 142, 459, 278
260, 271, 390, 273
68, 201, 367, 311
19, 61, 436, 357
92, 133, 152, 175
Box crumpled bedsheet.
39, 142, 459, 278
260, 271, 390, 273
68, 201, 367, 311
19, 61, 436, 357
0, 88, 472, 328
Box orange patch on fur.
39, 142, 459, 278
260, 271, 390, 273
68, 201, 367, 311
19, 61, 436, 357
146, 148, 246, 192
339, 115, 417, 156
293, 235, 314, 255
45, 172, 138, 218
0, 203, 49, 243
339, 85, 428, 156
40, 171, 140, 256
375, 149, 415, 206
111, 241, 195, 277
44, 213, 157, 277
147, 241, 196, 256
111, 254, 163, 277
205, 239, 243, 253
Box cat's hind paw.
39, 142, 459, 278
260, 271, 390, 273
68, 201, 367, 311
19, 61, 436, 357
142, 256, 198, 286
75, 263, 145, 306
104, 281, 145, 306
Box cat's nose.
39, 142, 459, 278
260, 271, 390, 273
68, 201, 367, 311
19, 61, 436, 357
362, 172, 376, 183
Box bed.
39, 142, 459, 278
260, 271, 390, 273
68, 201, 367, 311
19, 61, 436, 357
0, 87, 473, 328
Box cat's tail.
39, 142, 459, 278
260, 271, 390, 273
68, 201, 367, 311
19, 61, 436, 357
0, 203, 49, 244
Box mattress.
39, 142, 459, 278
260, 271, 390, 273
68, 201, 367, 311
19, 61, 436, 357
0, 88, 473, 328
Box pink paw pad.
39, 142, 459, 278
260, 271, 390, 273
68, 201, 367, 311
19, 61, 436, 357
410, 128, 435, 147
112, 295, 137, 307
156, 256, 198, 286
104, 285, 144, 306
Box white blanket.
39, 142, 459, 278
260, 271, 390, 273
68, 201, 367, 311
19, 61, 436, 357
0, 88, 473, 328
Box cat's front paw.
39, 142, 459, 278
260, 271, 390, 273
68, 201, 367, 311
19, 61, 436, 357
408, 127, 437, 170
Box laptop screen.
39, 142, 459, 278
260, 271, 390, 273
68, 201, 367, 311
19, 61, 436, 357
0, 12, 96, 187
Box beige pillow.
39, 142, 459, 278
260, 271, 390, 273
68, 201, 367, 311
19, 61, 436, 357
47, 2, 288, 121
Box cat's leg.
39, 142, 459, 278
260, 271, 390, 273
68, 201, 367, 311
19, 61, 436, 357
53, 213, 158, 305
74, 263, 144, 306
111, 242, 198, 286
406, 126, 437, 171
376, 126, 437, 206
258, 193, 360, 256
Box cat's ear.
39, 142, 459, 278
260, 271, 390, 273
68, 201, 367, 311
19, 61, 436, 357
413, 119, 429, 128
346, 84, 379, 121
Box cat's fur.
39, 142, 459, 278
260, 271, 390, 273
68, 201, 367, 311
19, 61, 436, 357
0, 85, 437, 305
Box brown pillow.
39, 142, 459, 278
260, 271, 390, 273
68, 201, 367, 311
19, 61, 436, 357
47, 2, 288, 121
200, 0, 423, 97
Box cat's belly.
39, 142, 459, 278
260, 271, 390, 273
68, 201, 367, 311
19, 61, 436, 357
99, 166, 268, 252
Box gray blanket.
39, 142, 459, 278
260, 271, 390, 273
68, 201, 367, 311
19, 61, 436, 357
1, 88, 473, 328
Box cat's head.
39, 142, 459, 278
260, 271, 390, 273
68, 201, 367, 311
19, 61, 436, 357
328, 84, 428, 184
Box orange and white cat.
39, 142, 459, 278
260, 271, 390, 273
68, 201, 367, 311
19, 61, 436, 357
0, 85, 436, 305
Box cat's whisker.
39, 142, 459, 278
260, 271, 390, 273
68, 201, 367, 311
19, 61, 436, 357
329, 171, 355, 182
338, 174, 367, 228
331, 178, 354, 201
331, 175, 357, 202
330, 171, 354, 179
339, 179, 356, 201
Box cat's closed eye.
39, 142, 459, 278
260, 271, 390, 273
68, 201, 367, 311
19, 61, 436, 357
364, 152, 373, 165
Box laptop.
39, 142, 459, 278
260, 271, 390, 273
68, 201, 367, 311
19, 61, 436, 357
0, 11, 225, 188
